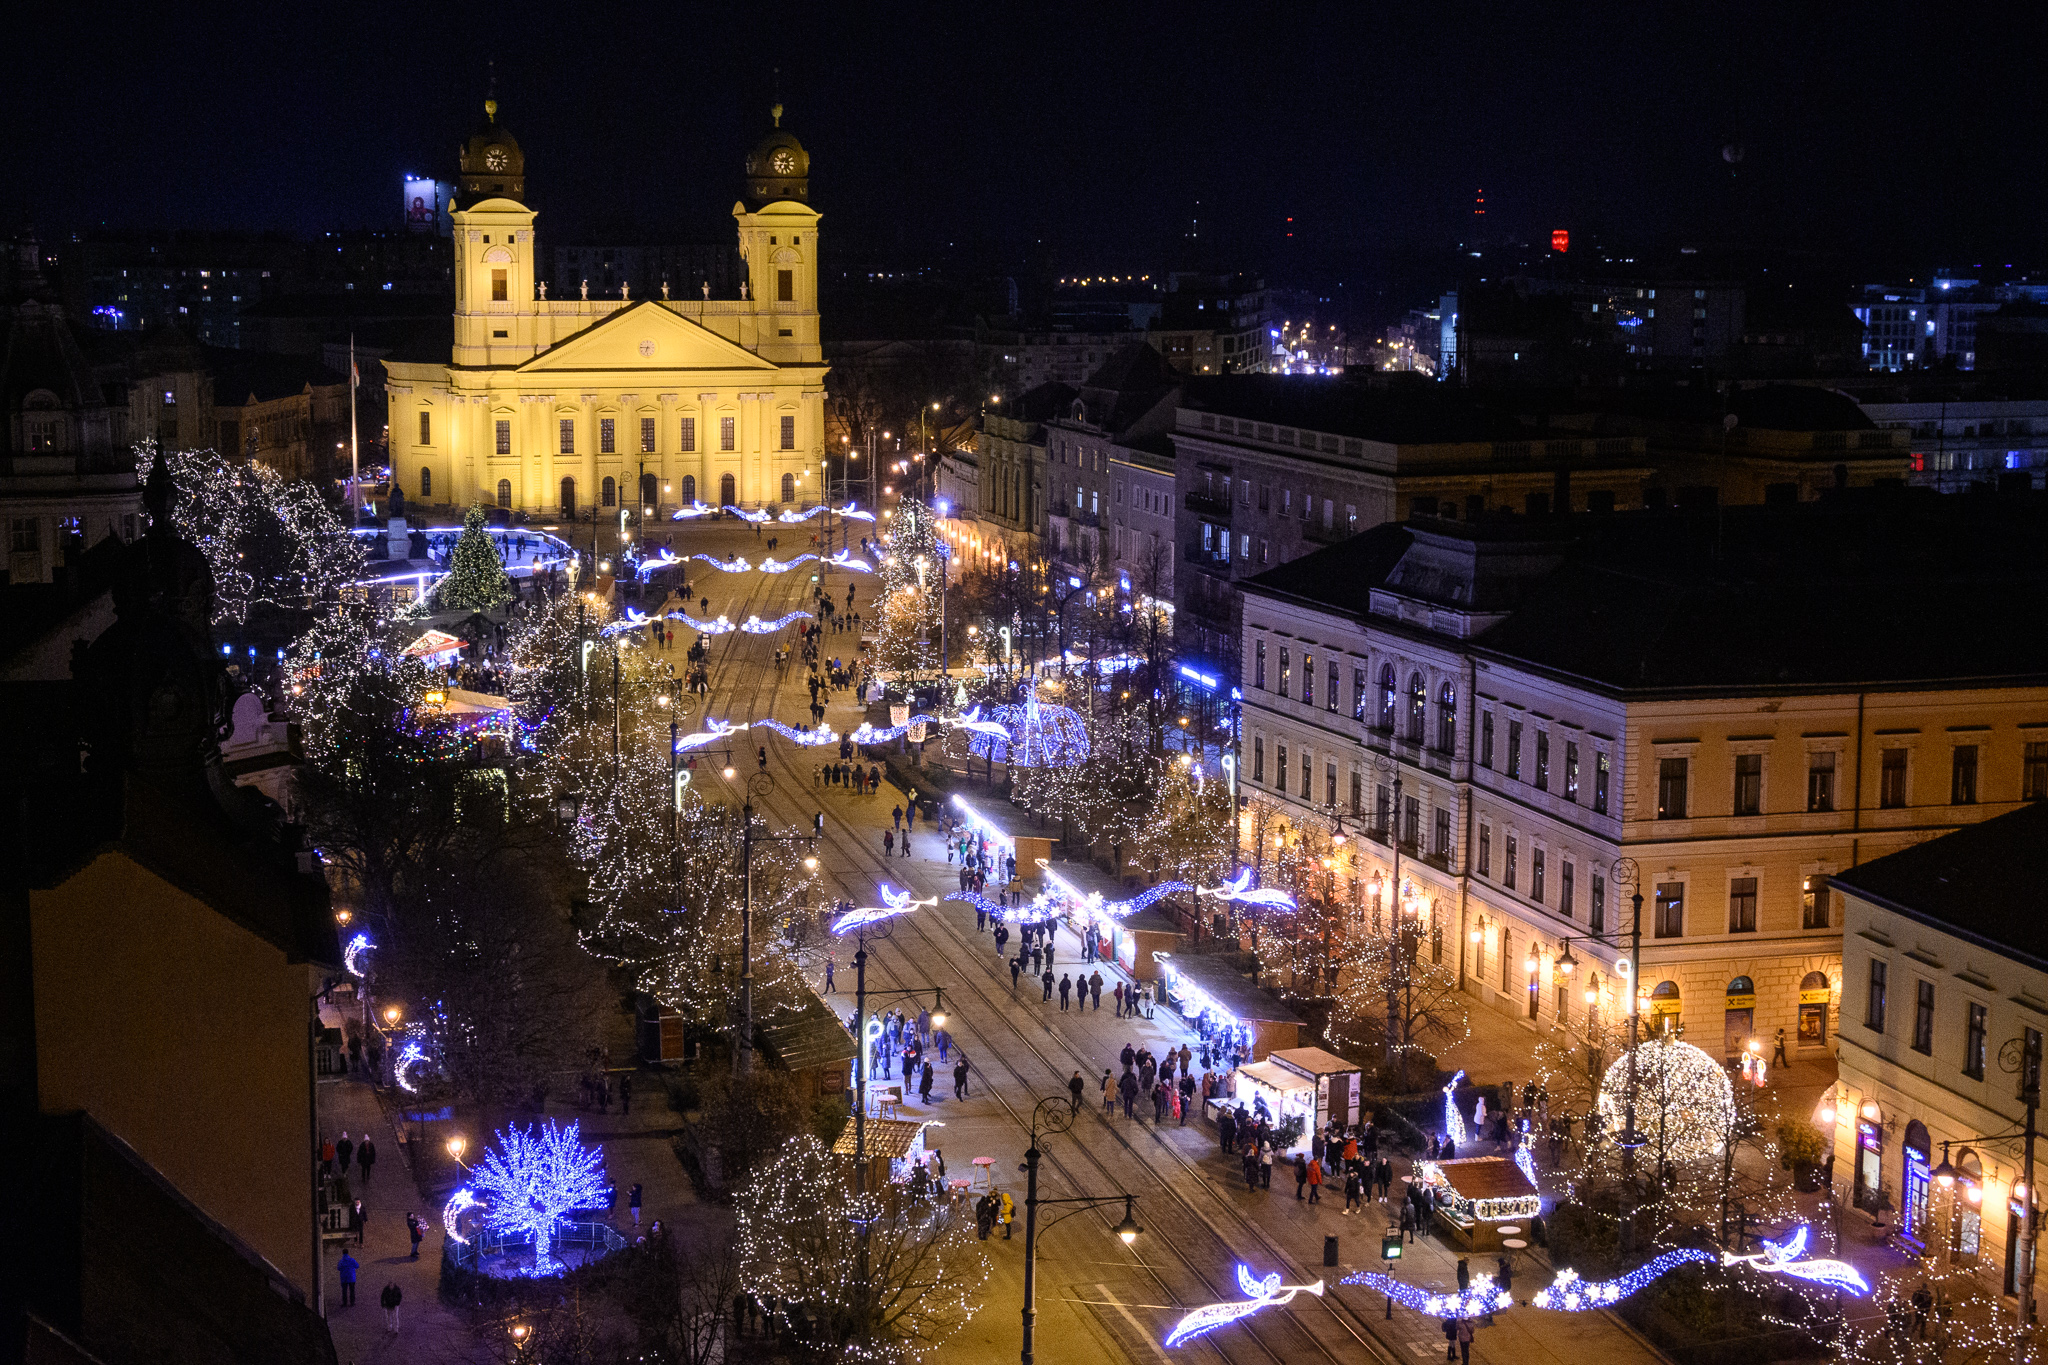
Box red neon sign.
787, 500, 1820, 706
1551, 229, 1570, 253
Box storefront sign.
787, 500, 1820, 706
1801, 987, 1832, 1004
1724, 994, 1756, 1010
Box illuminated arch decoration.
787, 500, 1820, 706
831, 884, 938, 934
962, 693, 1090, 768
1164, 1264, 1325, 1349
342, 932, 375, 978
1595, 1037, 1736, 1164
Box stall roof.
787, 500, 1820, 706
1434, 1156, 1538, 1201
950, 796, 1053, 841
1159, 954, 1303, 1024
1120, 905, 1187, 937
1044, 861, 1128, 901
1269, 1046, 1360, 1078
1237, 1060, 1315, 1093
832, 1117, 936, 1160
755, 994, 856, 1072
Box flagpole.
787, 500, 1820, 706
349, 333, 360, 519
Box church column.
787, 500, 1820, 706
581, 393, 599, 521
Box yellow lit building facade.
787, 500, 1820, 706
385, 101, 827, 517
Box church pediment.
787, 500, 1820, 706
517, 300, 778, 374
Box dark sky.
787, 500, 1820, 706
10, 1, 2044, 282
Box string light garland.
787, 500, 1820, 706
465, 1120, 611, 1276
436, 503, 512, 611
1525, 1253, 1717, 1310
1344, 1270, 1513, 1319
1442, 1070, 1469, 1146
1163, 1265, 1325, 1348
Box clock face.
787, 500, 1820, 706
484, 147, 508, 171
769, 148, 798, 175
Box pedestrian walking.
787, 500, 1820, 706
630, 1183, 644, 1226
825, 955, 836, 992
1010, 957, 1023, 991
1179, 1073, 1196, 1125
1243, 1147, 1260, 1191
1294, 1153, 1309, 1200
999, 1190, 1015, 1239
357, 1137, 375, 1185
1343, 1169, 1363, 1213
380, 1281, 402, 1334
920, 1060, 935, 1103
620, 1074, 632, 1114
1773, 1027, 1789, 1067
954, 1057, 971, 1099
1308, 1156, 1324, 1204
1029, 944, 1042, 975
1058, 974, 1072, 1010
1259, 1143, 1274, 1189
1456, 1317, 1474, 1365
1119, 1068, 1139, 1119
1044, 938, 1055, 968
321, 1137, 335, 1177
337, 1250, 359, 1306
1113, 982, 1125, 1015
336, 1132, 354, 1175
883, 829, 895, 857
900, 831, 911, 857
349, 1199, 366, 1245
1101, 1069, 1116, 1113
1090, 972, 1103, 1010
892, 804, 903, 830
976, 1195, 994, 1240
1068, 1070, 1085, 1111
1041, 968, 1055, 1002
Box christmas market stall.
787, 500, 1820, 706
1268, 1046, 1365, 1130
1153, 952, 1302, 1063
1231, 1060, 1319, 1154
1414, 1156, 1542, 1251
948, 795, 1053, 887
831, 1117, 945, 1195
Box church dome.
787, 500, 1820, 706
743, 105, 809, 207
458, 98, 526, 206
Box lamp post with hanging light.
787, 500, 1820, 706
1018, 1095, 1141, 1365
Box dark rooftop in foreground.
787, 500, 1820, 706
1829, 803, 2048, 971
1243, 489, 2048, 694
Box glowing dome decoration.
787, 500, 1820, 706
467, 1120, 611, 1277
962, 691, 1090, 768
342, 932, 375, 977
1596, 1037, 1737, 1163
1164, 1265, 1325, 1348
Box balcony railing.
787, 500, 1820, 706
1184, 490, 1232, 516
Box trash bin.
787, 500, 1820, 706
1324, 1234, 1339, 1267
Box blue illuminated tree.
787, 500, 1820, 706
468, 1119, 609, 1275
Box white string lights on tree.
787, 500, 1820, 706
1163, 1265, 1325, 1349
1594, 1036, 1737, 1164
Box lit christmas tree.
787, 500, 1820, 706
437, 503, 512, 612
466, 1119, 610, 1275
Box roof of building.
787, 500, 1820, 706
831, 1116, 935, 1160
1179, 374, 1528, 446
755, 993, 856, 1072
1269, 1045, 1362, 1077
1243, 492, 2048, 694
1434, 1155, 1539, 1201
1829, 802, 2048, 969
1237, 1060, 1315, 1093
1159, 953, 1303, 1024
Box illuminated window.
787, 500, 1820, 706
494, 420, 511, 455
559, 418, 575, 455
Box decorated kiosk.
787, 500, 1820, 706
1414, 1155, 1541, 1251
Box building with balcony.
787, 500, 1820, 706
1236, 492, 2048, 1060
1831, 802, 2048, 1299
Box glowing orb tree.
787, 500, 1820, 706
467, 1120, 609, 1275
1596, 1036, 1736, 1164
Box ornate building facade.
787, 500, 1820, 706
384, 101, 827, 517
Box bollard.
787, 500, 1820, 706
1324, 1234, 1339, 1267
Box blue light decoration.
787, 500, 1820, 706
742, 610, 814, 633
1041, 866, 1197, 923
836, 502, 878, 522
1723, 1226, 1871, 1294
633, 548, 684, 579
825, 548, 876, 573
465, 1120, 611, 1276
751, 719, 841, 747
962, 691, 1090, 768
831, 884, 938, 934
1345, 1270, 1515, 1319
1526, 1253, 1716, 1311
673, 719, 744, 752
342, 932, 375, 977
1442, 1069, 1468, 1145
690, 554, 755, 572
950, 704, 1013, 742
668, 502, 716, 520
1195, 869, 1297, 912
1514, 1125, 1538, 1188
723, 505, 772, 523
1164, 1264, 1326, 1348
441, 1186, 482, 1244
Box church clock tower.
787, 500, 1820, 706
733, 105, 821, 365
449, 98, 538, 366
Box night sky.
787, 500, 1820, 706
11, 1, 2044, 281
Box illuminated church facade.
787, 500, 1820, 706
384, 100, 826, 517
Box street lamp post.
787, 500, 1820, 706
1612, 856, 1648, 1254
1018, 1095, 1141, 1365
1374, 758, 1409, 1066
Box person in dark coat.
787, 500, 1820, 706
953, 1057, 971, 1099
380, 1281, 403, 1335
1058, 974, 1072, 1010
920, 1060, 935, 1103
1219, 1109, 1238, 1154
336, 1133, 354, 1175
1068, 1071, 1086, 1110
1294, 1153, 1310, 1200
356, 1137, 376, 1185
1119, 1068, 1140, 1119
406, 1212, 424, 1257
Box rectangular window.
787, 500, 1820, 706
1507, 720, 1522, 779
558, 418, 575, 455
1535, 731, 1550, 791
1734, 753, 1763, 815
491, 268, 507, 302
1912, 980, 1935, 1054
2026, 742, 2048, 801
1560, 861, 1575, 918
1327, 661, 1340, 713
1478, 824, 1491, 876
1375, 784, 1391, 837
776, 269, 794, 303
1254, 640, 1267, 689
1350, 771, 1362, 815
1866, 959, 1888, 1032
1965, 1002, 1988, 1079
1654, 881, 1684, 938
1880, 749, 1907, 808
1504, 835, 1518, 889
1433, 807, 1452, 857
1278, 648, 1291, 699
1728, 876, 1758, 933
1481, 711, 1495, 768
720, 416, 736, 452
1808, 752, 1837, 812
1326, 762, 1337, 806
417, 410, 431, 445
1252, 736, 1265, 783
1300, 752, 1311, 799
600, 417, 616, 454
1594, 751, 1610, 814
780, 414, 797, 451
1275, 744, 1288, 794
10, 518, 40, 553
1532, 849, 1546, 903
680, 416, 697, 452
1403, 795, 1420, 848
1302, 653, 1314, 706
1657, 757, 1689, 819
1564, 742, 1580, 802
641, 417, 657, 454
1952, 745, 1979, 805
1591, 873, 1606, 934
494, 419, 511, 456
1352, 667, 1366, 721
1795, 876, 1828, 930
